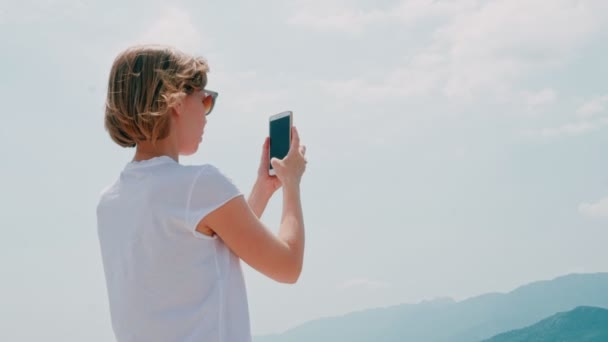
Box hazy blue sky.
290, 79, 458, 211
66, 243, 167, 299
1, 0, 608, 340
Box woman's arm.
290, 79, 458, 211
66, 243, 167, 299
200, 188, 304, 284
247, 180, 273, 218
201, 128, 306, 284
247, 136, 282, 218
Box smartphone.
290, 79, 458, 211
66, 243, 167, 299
269, 110, 293, 176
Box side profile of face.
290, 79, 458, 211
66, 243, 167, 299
173, 90, 209, 156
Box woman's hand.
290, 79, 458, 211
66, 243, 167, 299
256, 136, 283, 194
270, 126, 307, 188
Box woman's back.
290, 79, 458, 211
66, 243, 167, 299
97, 156, 251, 342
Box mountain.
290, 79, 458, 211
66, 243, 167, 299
483, 306, 608, 342
254, 273, 608, 342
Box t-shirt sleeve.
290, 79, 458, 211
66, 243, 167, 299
185, 165, 242, 236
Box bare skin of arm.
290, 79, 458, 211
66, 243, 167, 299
247, 137, 279, 219
198, 127, 307, 283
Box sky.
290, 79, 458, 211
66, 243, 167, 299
1, 0, 608, 340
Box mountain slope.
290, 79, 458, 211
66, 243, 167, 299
483, 306, 608, 342
254, 273, 608, 342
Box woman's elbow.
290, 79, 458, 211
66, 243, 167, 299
280, 271, 301, 284
277, 262, 302, 284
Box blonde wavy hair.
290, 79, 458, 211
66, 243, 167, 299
104, 45, 209, 147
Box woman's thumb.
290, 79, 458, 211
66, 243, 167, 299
270, 157, 280, 169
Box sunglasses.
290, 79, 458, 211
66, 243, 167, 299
202, 89, 218, 116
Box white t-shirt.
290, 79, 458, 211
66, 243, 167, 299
96, 156, 251, 342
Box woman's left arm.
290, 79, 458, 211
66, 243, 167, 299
248, 137, 282, 218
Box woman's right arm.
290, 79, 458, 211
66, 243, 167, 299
198, 184, 303, 283
198, 127, 307, 284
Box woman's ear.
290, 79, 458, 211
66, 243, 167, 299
169, 100, 183, 118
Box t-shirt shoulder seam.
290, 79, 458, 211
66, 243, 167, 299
184, 164, 216, 229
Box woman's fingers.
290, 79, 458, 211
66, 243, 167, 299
270, 157, 280, 169
291, 126, 300, 149
259, 137, 270, 173
262, 137, 270, 161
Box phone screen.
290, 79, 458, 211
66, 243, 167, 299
269, 114, 291, 170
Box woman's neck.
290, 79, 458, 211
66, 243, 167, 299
133, 135, 179, 163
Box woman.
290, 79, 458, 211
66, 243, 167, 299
97, 44, 307, 341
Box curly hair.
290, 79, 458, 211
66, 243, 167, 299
104, 45, 209, 147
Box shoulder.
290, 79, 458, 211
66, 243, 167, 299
186, 163, 240, 194
188, 164, 232, 181
97, 179, 119, 205
155, 163, 225, 189
184, 164, 242, 229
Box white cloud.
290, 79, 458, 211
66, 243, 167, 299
579, 197, 608, 218
517, 88, 558, 116
311, 0, 606, 102
288, 0, 476, 33
436, 0, 600, 59
318, 51, 445, 101
435, 0, 601, 100
539, 121, 597, 137
523, 88, 557, 107
576, 95, 608, 118
289, 9, 389, 33
211, 68, 291, 120
524, 117, 608, 139
521, 94, 608, 140
137, 7, 206, 54
337, 278, 392, 290
391, 0, 478, 26
224, 87, 290, 117
528, 89, 557, 107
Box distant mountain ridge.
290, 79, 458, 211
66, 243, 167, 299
483, 306, 608, 342
254, 273, 608, 342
